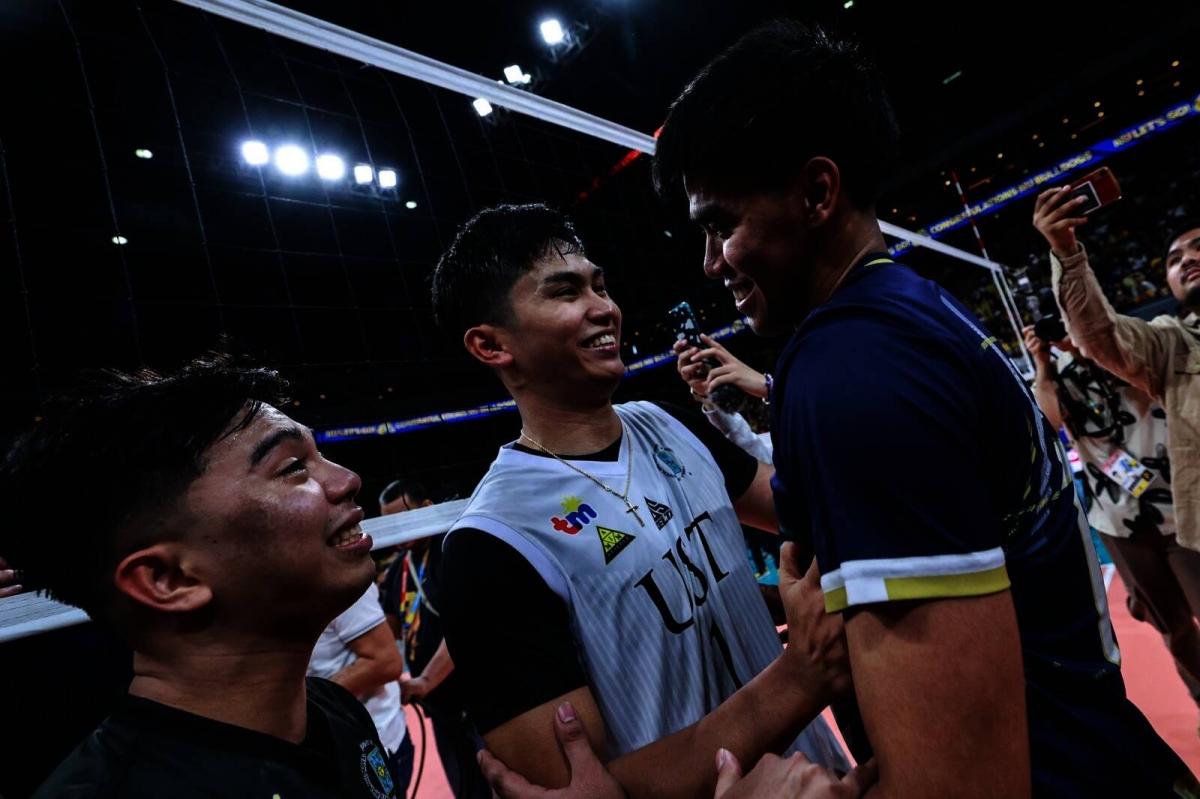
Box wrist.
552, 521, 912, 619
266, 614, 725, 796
775, 648, 832, 711
1052, 241, 1081, 262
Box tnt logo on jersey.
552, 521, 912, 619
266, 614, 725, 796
551, 495, 598, 534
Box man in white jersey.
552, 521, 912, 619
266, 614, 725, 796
430, 203, 861, 798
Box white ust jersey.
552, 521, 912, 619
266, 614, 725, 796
448, 401, 849, 769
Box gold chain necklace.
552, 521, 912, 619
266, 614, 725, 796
519, 423, 645, 527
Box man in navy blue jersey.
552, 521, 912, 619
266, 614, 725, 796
652, 18, 1196, 799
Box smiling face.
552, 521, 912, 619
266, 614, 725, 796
1166, 227, 1200, 310
495, 249, 625, 400
687, 167, 854, 337
174, 405, 375, 633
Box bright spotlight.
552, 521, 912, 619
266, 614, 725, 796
405, 200, 418, 209
135, 149, 153, 159
540, 19, 564, 45
275, 145, 309, 176
316, 154, 345, 180
111, 236, 128, 245
473, 98, 494, 117
242, 140, 269, 165
354, 164, 374, 184
378, 169, 398, 189
504, 64, 531, 84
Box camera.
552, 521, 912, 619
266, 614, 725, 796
1032, 288, 1067, 343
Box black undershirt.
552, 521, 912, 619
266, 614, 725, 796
441, 401, 761, 734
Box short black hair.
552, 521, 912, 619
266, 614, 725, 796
654, 20, 899, 210
1164, 220, 1200, 261
379, 478, 435, 509
0, 355, 288, 623
431, 203, 585, 340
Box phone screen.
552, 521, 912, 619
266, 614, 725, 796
1066, 180, 1102, 215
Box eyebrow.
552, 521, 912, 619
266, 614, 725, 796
248, 425, 307, 469
539, 266, 605, 286
1169, 236, 1200, 259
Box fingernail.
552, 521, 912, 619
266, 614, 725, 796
476, 751, 484, 765
557, 701, 576, 723
716, 748, 731, 770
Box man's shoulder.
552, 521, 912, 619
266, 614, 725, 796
306, 676, 374, 729
33, 718, 139, 798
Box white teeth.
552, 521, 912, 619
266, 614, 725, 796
584, 334, 616, 348
730, 285, 750, 301
330, 525, 364, 547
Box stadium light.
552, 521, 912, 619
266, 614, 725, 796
354, 164, 374, 184
405, 200, 418, 209
315, 154, 345, 180
242, 140, 269, 165
843, 0, 854, 8
275, 145, 308, 176
378, 169, 398, 189
473, 98, 494, 117
540, 19, 564, 45
111, 236, 128, 245
504, 64, 531, 84
135, 149, 153, 159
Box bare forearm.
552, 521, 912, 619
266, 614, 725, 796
331, 657, 399, 699
416, 640, 455, 691
1031, 367, 1064, 431
608, 655, 825, 799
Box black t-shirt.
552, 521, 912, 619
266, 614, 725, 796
33, 678, 400, 798
380, 533, 464, 713
441, 401, 760, 734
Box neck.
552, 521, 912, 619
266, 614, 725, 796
128, 634, 315, 743
794, 214, 889, 325
513, 389, 622, 455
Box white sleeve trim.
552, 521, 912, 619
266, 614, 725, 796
448, 515, 572, 604
821, 547, 1007, 606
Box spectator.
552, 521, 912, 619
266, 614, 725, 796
673, 333, 773, 464
308, 581, 412, 796
1025, 324, 1200, 721
0, 357, 401, 798
1034, 193, 1200, 564
378, 479, 492, 799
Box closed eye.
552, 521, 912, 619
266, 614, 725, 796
281, 458, 308, 476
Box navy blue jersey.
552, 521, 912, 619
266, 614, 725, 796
770, 257, 1195, 797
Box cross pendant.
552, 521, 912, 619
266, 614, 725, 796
625, 502, 645, 527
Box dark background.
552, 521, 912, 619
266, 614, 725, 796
1, 0, 1198, 504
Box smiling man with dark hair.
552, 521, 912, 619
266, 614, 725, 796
650, 18, 1195, 799
430, 203, 857, 799
1, 357, 400, 798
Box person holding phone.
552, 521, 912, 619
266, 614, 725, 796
1034, 190, 1200, 563
1023, 322, 1200, 722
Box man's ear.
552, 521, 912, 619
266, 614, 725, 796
796, 156, 841, 227
113, 544, 213, 614
463, 324, 515, 369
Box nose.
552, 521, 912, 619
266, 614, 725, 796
324, 459, 362, 505
587, 289, 619, 325
703, 235, 726, 281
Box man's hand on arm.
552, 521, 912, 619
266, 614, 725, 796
478, 543, 852, 799
714, 749, 878, 799
330, 622, 404, 700
847, 592, 1031, 799
400, 639, 454, 704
